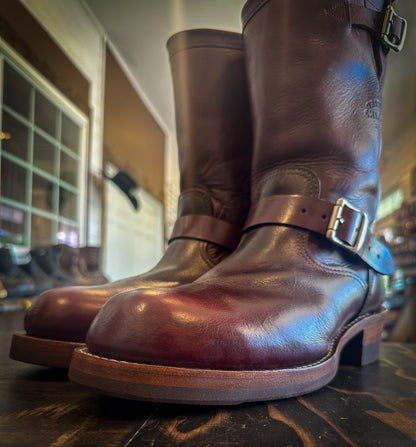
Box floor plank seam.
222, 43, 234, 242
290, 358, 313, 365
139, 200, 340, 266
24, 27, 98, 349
123, 403, 161, 447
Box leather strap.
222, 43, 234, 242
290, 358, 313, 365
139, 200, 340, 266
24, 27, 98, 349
349, 1, 406, 51
169, 215, 242, 251
244, 195, 394, 275
242, 0, 406, 51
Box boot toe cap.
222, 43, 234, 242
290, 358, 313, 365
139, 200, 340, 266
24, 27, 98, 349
24, 286, 111, 342
86, 287, 240, 368
85, 277, 351, 371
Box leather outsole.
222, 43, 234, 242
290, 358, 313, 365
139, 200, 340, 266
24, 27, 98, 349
68, 310, 386, 405
9, 334, 84, 369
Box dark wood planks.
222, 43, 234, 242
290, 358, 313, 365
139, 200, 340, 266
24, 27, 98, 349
1, 310, 415, 446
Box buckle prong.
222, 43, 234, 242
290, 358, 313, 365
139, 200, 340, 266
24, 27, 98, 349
326, 198, 368, 254
381, 4, 407, 52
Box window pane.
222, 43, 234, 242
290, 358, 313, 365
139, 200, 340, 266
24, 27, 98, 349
35, 90, 57, 137
1, 111, 30, 160
59, 187, 77, 220
32, 174, 55, 212
0, 204, 25, 244
3, 62, 31, 118
33, 133, 56, 175
1, 157, 26, 203
31, 214, 52, 246
2, 57, 83, 248
57, 222, 78, 247
61, 114, 80, 153
60, 152, 78, 186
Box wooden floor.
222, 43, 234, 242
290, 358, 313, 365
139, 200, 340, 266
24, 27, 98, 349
1, 310, 415, 446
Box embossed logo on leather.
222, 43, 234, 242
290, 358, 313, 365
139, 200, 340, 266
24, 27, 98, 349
364, 100, 382, 120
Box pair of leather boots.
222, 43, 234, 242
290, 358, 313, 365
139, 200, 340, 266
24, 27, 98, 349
31, 245, 108, 287
0, 245, 107, 299
10, 0, 405, 405
0, 247, 49, 298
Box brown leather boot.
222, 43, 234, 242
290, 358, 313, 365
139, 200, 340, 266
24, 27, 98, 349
10, 29, 252, 368
79, 246, 108, 285
30, 246, 74, 287
69, 0, 405, 404
56, 244, 103, 286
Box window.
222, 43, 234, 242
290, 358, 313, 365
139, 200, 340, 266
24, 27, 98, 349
378, 189, 404, 221
0, 48, 87, 248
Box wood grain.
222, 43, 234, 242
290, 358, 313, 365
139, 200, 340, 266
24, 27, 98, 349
1, 310, 415, 446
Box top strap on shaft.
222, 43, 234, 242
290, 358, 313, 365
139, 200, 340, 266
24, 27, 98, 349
349, 1, 407, 52
242, 0, 407, 52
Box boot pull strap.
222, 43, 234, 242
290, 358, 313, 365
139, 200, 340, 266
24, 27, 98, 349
349, 2, 407, 52
169, 215, 242, 251
244, 195, 394, 275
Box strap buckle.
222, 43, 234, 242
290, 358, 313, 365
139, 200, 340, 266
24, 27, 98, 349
381, 4, 407, 52
326, 198, 369, 254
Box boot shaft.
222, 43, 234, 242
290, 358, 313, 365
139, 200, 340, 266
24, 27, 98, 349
242, 0, 405, 222
167, 29, 252, 227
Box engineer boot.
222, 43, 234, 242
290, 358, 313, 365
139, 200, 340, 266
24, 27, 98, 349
70, 0, 404, 404
10, 29, 252, 368
30, 246, 74, 287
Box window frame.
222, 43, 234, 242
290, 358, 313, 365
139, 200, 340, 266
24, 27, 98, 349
0, 36, 89, 248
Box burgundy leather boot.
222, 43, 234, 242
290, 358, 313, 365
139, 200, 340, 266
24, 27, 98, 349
69, 0, 405, 405
10, 29, 252, 368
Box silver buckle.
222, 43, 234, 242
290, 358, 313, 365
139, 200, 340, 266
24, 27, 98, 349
381, 4, 407, 53
326, 198, 369, 254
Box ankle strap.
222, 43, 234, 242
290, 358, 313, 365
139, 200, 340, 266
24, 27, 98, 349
169, 215, 242, 251
244, 195, 394, 275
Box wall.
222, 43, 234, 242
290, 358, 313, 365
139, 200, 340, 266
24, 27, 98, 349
103, 47, 165, 203
103, 180, 163, 281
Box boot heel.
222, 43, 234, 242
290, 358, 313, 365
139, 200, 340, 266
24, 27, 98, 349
340, 316, 385, 367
